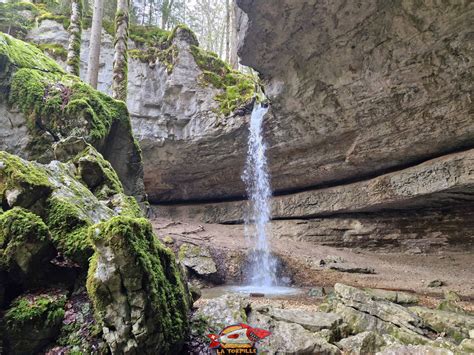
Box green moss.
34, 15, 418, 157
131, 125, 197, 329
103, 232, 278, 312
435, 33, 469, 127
129, 45, 178, 73
129, 25, 171, 47
87, 216, 189, 351
46, 199, 92, 265
111, 194, 142, 218
0, 151, 53, 204
8, 69, 128, 155
0, 207, 50, 266
38, 13, 70, 29
0, 2, 41, 39
73, 145, 124, 197
1, 33, 135, 161
36, 43, 68, 61
4, 292, 66, 331
190, 45, 256, 116
0, 33, 64, 73
168, 24, 199, 45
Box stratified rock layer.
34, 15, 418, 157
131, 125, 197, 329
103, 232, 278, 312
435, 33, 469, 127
24, 21, 253, 202
237, 0, 473, 196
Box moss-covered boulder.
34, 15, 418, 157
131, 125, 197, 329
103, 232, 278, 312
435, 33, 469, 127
87, 216, 190, 354
0, 33, 145, 200
0, 148, 190, 353
0, 150, 110, 265
0, 207, 55, 286
3, 290, 67, 354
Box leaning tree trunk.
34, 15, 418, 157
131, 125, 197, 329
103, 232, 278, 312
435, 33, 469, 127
86, 0, 104, 89
112, 0, 129, 101
66, 0, 82, 76
230, 0, 239, 69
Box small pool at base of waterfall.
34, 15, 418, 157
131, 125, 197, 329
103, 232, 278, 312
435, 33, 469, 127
200, 285, 304, 299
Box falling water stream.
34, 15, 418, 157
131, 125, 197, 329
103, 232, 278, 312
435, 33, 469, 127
242, 103, 278, 287
231, 103, 299, 296
204, 103, 301, 297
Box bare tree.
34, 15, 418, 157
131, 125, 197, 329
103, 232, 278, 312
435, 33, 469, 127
66, 0, 82, 76
161, 0, 174, 29
112, 0, 130, 101
230, 0, 239, 69
225, 0, 230, 62
86, 0, 104, 89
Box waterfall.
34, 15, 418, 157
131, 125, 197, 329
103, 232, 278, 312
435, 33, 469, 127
242, 103, 278, 287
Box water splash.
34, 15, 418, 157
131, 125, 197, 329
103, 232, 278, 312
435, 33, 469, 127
242, 103, 278, 287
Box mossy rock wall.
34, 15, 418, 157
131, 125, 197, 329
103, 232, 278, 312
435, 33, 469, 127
87, 216, 190, 354
0, 33, 145, 201
0, 147, 190, 353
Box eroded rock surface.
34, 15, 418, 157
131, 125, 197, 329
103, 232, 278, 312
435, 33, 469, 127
0, 34, 190, 355
237, 0, 473, 196
0, 33, 144, 200
191, 284, 472, 354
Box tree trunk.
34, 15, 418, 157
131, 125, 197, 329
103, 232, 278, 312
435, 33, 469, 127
112, 0, 129, 101
161, 0, 174, 29
230, 0, 238, 69
225, 0, 230, 62
86, 0, 104, 89
66, 0, 82, 76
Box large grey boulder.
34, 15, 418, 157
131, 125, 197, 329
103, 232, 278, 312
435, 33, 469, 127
191, 294, 249, 331
338, 331, 386, 355
248, 307, 341, 355
376, 345, 454, 355
178, 243, 218, 279
260, 320, 341, 355
267, 308, 342, 332
409, 307, 474, 342
334, 284, 425, 334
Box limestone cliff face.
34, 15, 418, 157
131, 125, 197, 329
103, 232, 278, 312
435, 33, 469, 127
156, 0, 473, 250
236, 0, 473, 195
26, 21, 252, 202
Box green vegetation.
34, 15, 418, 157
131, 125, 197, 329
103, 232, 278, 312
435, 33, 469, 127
38, 13, 70, 30
46, 199, 92, 265
4, 292, 66, 331
73, 145, 124, 197
0, 33, 64, 72
128, 24, 255, 115
0, 34, 132, 159
36, 43, 68, 61
0, 151, 53, 201
129, 24, 171, 46
0, 207, 50, 270
0, 2, 41, 39
190, 45, 256, 115
87, 216, 189, 352
129, 44, 178, 73
0, 1, 71, 39
8, 67, 130, 149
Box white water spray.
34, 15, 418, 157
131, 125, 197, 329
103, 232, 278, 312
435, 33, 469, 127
242, 103, 278, 287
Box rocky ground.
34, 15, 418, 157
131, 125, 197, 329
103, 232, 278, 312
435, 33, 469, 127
187, 284, 474, 354
151, 216, 474, 298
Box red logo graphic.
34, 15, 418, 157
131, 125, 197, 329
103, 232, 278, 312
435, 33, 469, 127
207, 323, 271, 353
